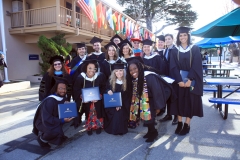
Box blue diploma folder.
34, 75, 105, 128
58, 102, 77, 119
180, 70, 195, 86
82, 87, 100, 103
104, 92, 122, 108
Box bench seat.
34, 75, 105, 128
208, 98, 240, 119
204, 88, 240, 97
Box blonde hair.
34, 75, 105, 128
109, 69, 127, 92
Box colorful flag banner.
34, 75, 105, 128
106, 8, 114, 30
89, 0, 97, 22
77, 0, 94, 23
96, 2, 103, 28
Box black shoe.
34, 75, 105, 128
37, 136, 51, 148
145, 130, 158, 142
172, 116, 178, 125
159, 115, 172, 122
178, 123, 190, 136
143, 131, 150, 138
175, 122, 183, 134
96, 128, 102, 134
87, 130, 93, 136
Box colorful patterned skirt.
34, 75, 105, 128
85, 102, 103, 131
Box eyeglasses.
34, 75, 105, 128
54, 63, 62, 66
58, 87, 66, 91
87, 67, 97, 71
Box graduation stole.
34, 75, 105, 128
130, 77, 151, 121
70, 57, 85, 76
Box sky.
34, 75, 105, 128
107, 0, 239, 43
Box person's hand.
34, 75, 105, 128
156, 109, 160, 115
64, 117, 74, 122
92, 100, 98, 103
108, 90, 113, 95
116, 107, 121, 111
64, 101, 69, 103
184, 79, 191, 88
178, 82, 185, 87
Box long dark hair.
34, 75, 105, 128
48, 61, 67, 77
176, 32, 192, 46
126, 59, 162, 97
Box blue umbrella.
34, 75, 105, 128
195, 36, 240, 68
192, 7, 240, 38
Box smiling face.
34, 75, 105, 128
93, 42, 101, 52
157, 40, 165, 49
86, 63, 96, 78
129, 63, 139, 79
115, 69, 124, 79
165, 36, 174, 47
179, 33, 188, 45
133, 41, 140, 49
143, 45, 151, 55
53, 60, 62, 71
56, 83, 67, 97
113, 38, 121, 45
108, 46, 115, 58
77, 47, 86, 56
123, 45, 130, 56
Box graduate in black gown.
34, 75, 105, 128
86, 36, 105, 71
160, 34, 178, 124
69, 43, 87, 77
110, 34, 123, 55
102, 42, 122, 80
127, 57, 176, 142
169, 27, 203, 136
142, 39, 166, 75
104, 63, 131, 135
154, 35, 165, 60
73, 59, 106, 135
39, 55, 72, 101
118, 39, 134, 67
33, 77, 74, 148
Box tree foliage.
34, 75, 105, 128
117, 0, 197, 33
38, 34, 72, 74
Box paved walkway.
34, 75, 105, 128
0, 63, 240, 160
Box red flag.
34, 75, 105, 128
77, 0, 94, 23
96, 2, 103, 28
125, 19, 129, 37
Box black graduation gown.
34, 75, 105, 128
144, 72, 176, 124
73, 72, 106, 126
143, 54, 166, 75
70, 56, 82, 69
101, 59, 122, 80
104, 82, 131, 135
155, 49, 164, 60
32, 96, 66, 145
169, 45, 203, 118
0, 58, 7, 68
39, 73, 72, 101
70, 56, 87, 85
163, 45, 177, 76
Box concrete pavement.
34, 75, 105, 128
0, 64, 240, 160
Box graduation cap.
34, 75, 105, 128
81, 59, 99, 73
125, 56, 144, 64
118, 39, 133, 48
90, 36, 103, 44
54, 76, 69, 85
175, 26, 193, 33
104, 41, 118, 50
49, 55, 64, 65
76, 43, 86, 48
130, 38, 142, 42
110, 34, 123, 43
142, 39, 154, 46
113, 63, 125, 70
156, 35, 165, 42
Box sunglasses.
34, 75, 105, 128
54, 63, 62, 66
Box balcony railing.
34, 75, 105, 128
26, 6, 56, 26
10, 5, 152, 38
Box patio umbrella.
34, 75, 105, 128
192, 7, 240, 38
195, 36, 240, 68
